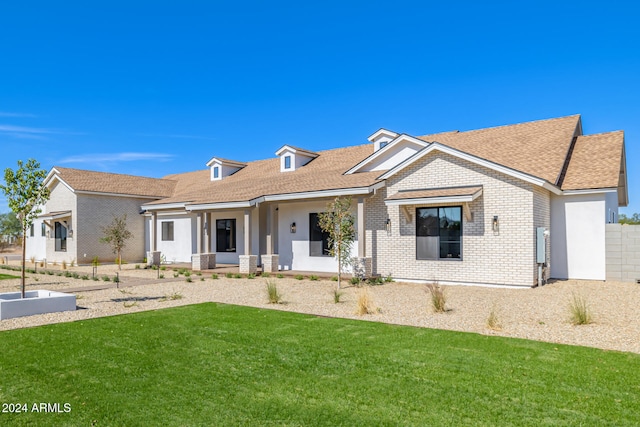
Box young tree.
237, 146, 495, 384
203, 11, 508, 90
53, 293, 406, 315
100, 214, 132, 270
0, 159, 50, 298
318, 196, 355, 289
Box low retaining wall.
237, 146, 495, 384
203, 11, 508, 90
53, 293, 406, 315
606, 224, 640, 283
0, 290, 77, 320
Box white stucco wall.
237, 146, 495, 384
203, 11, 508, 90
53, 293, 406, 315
550, 193, 609, 280
155, 214, 196, 263
277, 200, 359, 272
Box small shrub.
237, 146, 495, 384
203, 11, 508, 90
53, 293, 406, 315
309, 275, 319, 281
92, 276, 99, 281
162, 292, 183, 301
356, 288, 376, 315
185, 277, 193, 283
486, 305, 502, 330
102, 275, 111, 282
39, 261, 44, 268
367, 277, 384, 286
261, 272, 271, 278
211, 273, 219, 279
113, 275, 120, 283
295, 274, 304, 281
173, 272, 179, 278
225, 272, 233, 279
350, 276, 361, 286
200, 277, 205, 281
276, 274, 284, 279
30, 256, 35, 264
569, 293, 592, 325
384, 274, 394, 283
233, 274, 242, 279
426, 282, 447, 313
135, 264, 140, 269
72, 272, 80, 279
159, 274, 164, 279
91, 257, 99, 267
64, 271, 72, 278
331, 276, 338, 282
62, 260, 67, 270
39, 270, 46, 275
247, 273, 256, 279
70, 259, 75, 267
123, 301, 138, 308
333, 290, 343, 303
160, 266, 166, 271
196, 272, 202, 276
56, 272, 63, 277
81, 275, 89, 280
46, 270, 54, 275
266, 280, 282, 304
184, 271, 191, 278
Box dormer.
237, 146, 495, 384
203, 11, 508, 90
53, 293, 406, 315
206, 157, 246, 181
275, 145, 318, 172
368, 129, 399, 151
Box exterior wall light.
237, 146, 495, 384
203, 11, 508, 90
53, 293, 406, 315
68, 229, 74, 238
492, 216, 499, 232
385, 218, 391, 233
290, 222, 296, 233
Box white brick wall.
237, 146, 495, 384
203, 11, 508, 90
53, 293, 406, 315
366, 151, 545, 287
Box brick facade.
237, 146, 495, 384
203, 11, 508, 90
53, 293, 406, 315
366, 151, 547, 287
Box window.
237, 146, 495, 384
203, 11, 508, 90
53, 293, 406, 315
309, 213, 330, 257
54, 221, 67, 252
213, 166, 219, 179
30, 224, 34, 237
41, 223, 46, 237
416, 206, 462, 260
161, 221, 174, 241
216, 219, 236, 252
284, 155, 291, 169
379, 141, 388, 149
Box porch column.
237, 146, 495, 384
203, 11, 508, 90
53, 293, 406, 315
239, 208, 257, 274
262, 203, 279, 272
147, 212, 161, 266
196, 213, 203, 254
204, 212, 211, 253
353, 197, 372, 279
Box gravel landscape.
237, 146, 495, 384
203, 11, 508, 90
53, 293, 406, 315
1, 262, 639, 354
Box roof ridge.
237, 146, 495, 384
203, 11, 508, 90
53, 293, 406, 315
579, 129, 624, 138
54, 166, 176, 182
419, 114, 581, 138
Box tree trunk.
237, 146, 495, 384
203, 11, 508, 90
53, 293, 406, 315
117, 250, 122, 270
337, 247, 341, 290
21, 225, 26, 298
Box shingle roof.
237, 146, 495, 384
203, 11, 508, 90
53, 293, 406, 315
52, 167, 177, 198
417, 115, 581, 184
146, 144, 382, 206
560, 131, 624, 190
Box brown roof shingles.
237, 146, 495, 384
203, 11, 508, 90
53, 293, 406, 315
147, 144, 382, 206
53, 167, 176, 198
418, 115, 581, 184
560, 131, 624, 190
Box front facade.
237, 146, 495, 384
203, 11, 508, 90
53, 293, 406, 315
28, 115, 629, 287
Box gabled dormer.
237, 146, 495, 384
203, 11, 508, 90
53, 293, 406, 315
368, 129, 399, 152
275, 145, 318, 172
206, 157, 246, 181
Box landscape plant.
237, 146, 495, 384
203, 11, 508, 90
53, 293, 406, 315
266, 280, 282, 303
426, 282, 447, 313
100, 214, 133, 270
0, 159, 50, 298
356, 288, 376, 315
569, 292, 592, 325
318, 196, 355, 290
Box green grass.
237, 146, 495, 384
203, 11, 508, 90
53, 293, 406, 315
0, 273, 20, 280
0, 304, 638, 426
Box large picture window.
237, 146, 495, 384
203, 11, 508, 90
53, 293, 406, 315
416, 206, 462, 260
161, 221, 174, 241
216, 219, 236, 252
309, 213, 330, 257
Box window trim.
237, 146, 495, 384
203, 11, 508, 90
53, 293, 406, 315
416, 206, 462, 261
161, 221, 174, 241
54, 221, 67, 252
284, 155, 292, 169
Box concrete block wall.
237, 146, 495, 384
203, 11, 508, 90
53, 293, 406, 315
366, 151, 538, 287
606, 224, 640, 282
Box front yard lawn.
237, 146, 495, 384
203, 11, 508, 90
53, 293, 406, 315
0, 303, 638, 426
0, 273, 20, 280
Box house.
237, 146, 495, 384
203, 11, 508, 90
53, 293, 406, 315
25, 168, 175, 265
26, 115, 628, 287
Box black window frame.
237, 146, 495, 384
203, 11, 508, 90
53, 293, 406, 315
41, 223, 46, 237
54, 221, 67, 252
161, 221, 174, 241
216, 219, 236, 253
29, 224, 34, 237
416, 206, 462, 260
309, 213, 331, 257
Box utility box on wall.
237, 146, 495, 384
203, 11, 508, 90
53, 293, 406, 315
536, 227, 547, 264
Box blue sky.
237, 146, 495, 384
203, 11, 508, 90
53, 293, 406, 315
0, 1, 638, 214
